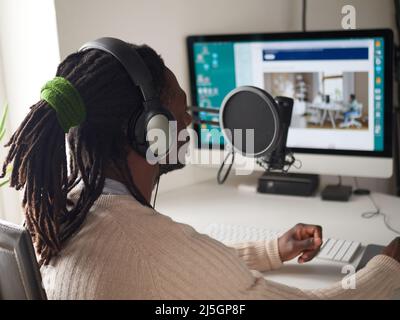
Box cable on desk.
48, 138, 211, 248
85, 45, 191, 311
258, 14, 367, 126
361, 194, 400, 235
353, 176, 359, 189
353, 176, 370, 195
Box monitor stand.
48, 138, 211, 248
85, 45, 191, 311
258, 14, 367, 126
257, 172, 319, 197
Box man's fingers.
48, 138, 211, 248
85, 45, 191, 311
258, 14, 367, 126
304, 225, 322, 239
295, 237, 315, 251
295, 236, 322, 251
296, 224, 323, 244
298, 249, 319, 263
294, 234, 323, 263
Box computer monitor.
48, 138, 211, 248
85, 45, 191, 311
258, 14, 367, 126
187, 29, 393, 178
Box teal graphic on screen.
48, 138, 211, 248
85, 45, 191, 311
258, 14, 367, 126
373, 37, 384, 151
194, 42, 236, 145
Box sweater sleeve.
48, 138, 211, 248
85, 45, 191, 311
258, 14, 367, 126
229, 239, 283, 272
215, 241, 400, 299
246, 254, 400, 299
168, 219, 400, 299
223, 242, 400, 299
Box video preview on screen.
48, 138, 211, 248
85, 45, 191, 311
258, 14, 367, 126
192, 37, 384, 152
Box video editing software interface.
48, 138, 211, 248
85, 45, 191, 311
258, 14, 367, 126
191, 36, 385, 152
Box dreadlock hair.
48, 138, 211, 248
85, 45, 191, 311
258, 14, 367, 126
0, 44, 167, 266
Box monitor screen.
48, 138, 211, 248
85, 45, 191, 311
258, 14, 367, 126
187, 29, 393, 158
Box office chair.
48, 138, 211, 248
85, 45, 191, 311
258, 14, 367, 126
0, 219, 47, 300
339, 102, 363, 128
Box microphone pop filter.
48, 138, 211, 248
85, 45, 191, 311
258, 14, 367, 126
219, 86, 280, 157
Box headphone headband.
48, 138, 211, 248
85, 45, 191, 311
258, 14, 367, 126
79, 37, 157, 101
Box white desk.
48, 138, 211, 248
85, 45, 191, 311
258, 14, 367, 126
308, 102, 344, 128
157, 173, 400, 292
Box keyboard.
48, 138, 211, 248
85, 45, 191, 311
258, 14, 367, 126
204, 223, 361, 263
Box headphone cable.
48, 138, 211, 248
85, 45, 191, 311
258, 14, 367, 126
302, 0, 307, 32
152, 175, 160, 209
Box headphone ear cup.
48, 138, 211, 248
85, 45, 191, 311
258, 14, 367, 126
132, 107, 176, 159
127, 109, 147, 157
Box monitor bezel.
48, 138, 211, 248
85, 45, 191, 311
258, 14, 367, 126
187, 28, 393, 158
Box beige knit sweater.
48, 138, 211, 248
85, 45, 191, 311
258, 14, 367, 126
41, 192, 400, 299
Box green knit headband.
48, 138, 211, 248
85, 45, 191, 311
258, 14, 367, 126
40, 76, 86, 133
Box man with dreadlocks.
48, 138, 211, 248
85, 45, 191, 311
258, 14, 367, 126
1, 39, 400, 299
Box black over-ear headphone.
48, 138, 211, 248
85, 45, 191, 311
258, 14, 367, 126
79, 37, 175, 159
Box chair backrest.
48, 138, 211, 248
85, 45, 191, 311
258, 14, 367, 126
349, 102, 363, 117
0, 219, 47, 300
356, 102, 363, 114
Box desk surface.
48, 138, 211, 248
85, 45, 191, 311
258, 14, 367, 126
157, 174, 400, 291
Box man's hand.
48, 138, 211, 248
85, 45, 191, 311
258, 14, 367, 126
278, 223, 323, 263
382, 237, 400, 263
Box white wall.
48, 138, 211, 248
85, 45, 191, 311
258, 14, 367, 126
0, 43, 10, 220
54, 0, 398, 87
0, 0, 60, 223
306, 0, 397, 35
53, 0, 398, 194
